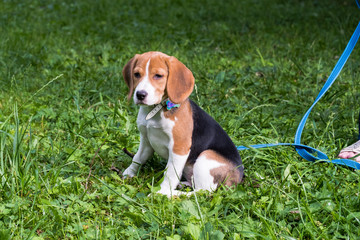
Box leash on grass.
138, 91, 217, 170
237, 1, 360, 170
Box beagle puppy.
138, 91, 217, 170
122, 51, 244, 197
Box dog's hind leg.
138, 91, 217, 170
192, 150, 242, 192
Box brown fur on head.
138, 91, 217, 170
165, 56, 195, 104
122, 52, 195, 104
122, 54, 139, 100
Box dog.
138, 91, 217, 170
122, 51, 244, 197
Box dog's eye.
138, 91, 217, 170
134, 72, 141, 78
153, 74, 163, 80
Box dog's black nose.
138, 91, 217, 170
136, 90, 148, 101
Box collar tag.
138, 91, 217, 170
145, 103, 164, 120
145, 98, 180, 120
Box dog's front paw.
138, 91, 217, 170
156, 189, 173, 198
122, 167, 136, 179
156, 189, 190, 198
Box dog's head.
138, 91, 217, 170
122, 51, 195, 105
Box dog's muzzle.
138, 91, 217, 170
136, 90, 148, 101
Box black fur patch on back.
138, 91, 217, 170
187, 100, 243, 170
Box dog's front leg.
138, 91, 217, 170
157, 153, 188, 197
123, 132, 154, 178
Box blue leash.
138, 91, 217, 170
237, 4, 360, 170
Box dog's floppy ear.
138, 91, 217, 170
122, 54, 139, 100
166, 56, 195, 104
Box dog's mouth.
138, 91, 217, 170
135, 100, 147, 105
134, 96, 163, 106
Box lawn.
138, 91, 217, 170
1, 0, 360, 239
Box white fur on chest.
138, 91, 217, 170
137, 106, 175, 159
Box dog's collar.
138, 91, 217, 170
145, 98, 180, 120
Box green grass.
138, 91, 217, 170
1, 0, 360, 239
